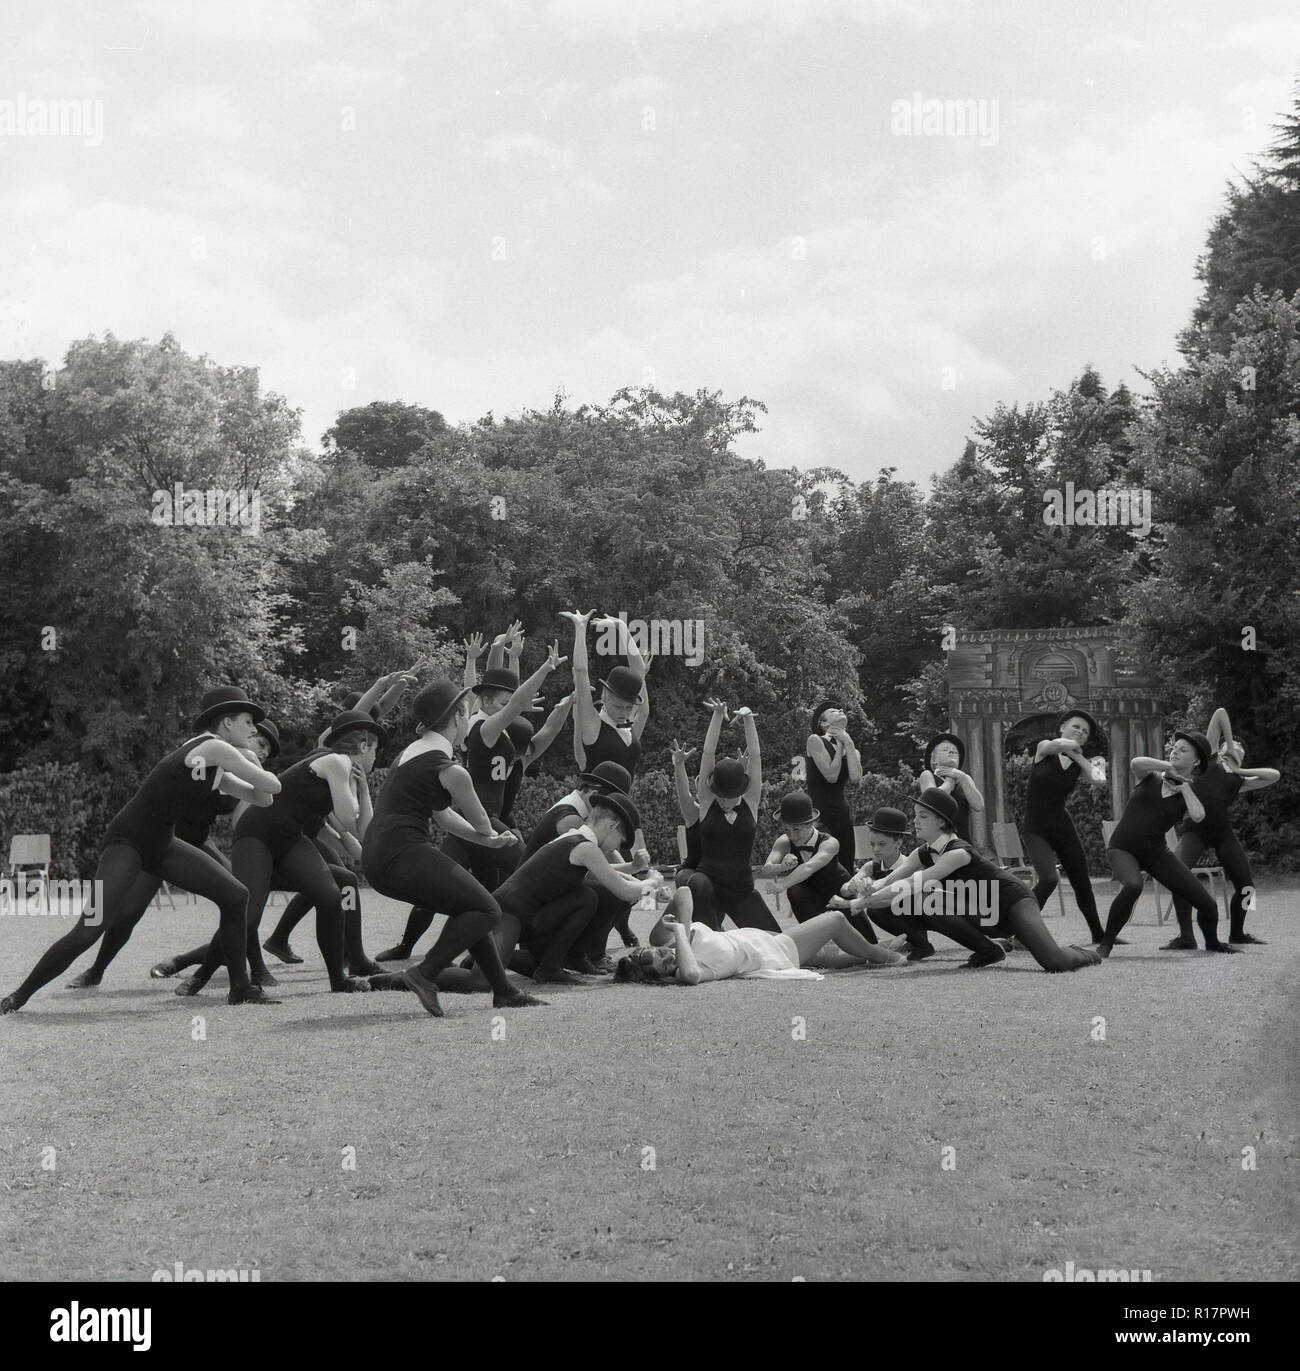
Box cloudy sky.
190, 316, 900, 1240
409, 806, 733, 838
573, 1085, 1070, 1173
1, 0, 1297, 484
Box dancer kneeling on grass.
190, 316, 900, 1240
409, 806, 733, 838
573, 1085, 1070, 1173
435, 789, 662, 991
617, 886, 902, 984
843, 789, 1101, 972
1, 687, 283, 1013
1098, 731, 1236, 958
364, 680, 545, 1016
758, 790, 865, 932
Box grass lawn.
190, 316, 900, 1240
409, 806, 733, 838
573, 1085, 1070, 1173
2, 876, 1297, 1282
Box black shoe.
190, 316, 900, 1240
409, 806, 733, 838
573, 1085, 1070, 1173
1229, 933, 1267, 945
346, 958, 385, 977
1161, 936, 1197, 950
173, 975, 205, 997
228, 984, 281, 1005
251, 967, 279, 987
0, 994, 20, 1015
906, 942, 936, 963
401, 968, 445, 1017
150, 958, 183, 978
262, 939, 304, 965
334, 976, 373, 993
494, 989, 548, 1008
374, 944, 413, 962
1206, 941, 1241, 954
962, 947, 1007, 969
65, 970, 102, 988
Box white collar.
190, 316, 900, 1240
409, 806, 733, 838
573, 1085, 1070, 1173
599, 708, 634, 737
572, 823, 598, 844
397, 732, 454, 766
560, 789, 590, 815
927, 832, 956, 853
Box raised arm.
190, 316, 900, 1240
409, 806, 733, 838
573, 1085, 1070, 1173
671, 740, 700, 826
463, 632, 485, 691
696, 699, 729, 808
480, 642, 566, 747
806, 733, 839, 783
561, 609, 600, 752
1206, 707, 1232, 756
1130, 756, 1172, 779
735, 707, 762, 808
593, 615, 651, 739
526, 695, 573, 765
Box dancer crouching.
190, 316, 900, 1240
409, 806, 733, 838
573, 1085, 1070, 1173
364, 681, 545, 1015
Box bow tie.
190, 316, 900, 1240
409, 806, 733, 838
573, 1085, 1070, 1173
721, 809, 738, 825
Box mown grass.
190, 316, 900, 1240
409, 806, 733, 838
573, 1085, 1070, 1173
2, 879, 1297, 1282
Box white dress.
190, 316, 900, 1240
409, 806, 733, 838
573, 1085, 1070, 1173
689, 924, 823, 981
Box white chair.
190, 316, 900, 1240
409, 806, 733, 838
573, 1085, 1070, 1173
9, 833, 51, 913
992, 822, 1066, 917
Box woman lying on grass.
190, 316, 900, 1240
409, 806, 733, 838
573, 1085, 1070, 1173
613, 886, 903, 984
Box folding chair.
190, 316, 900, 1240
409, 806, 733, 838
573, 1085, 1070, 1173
991, 822, 1066, 917
9, 834, 52, 913
852, 825, 871, 866
151, 882, 177, 910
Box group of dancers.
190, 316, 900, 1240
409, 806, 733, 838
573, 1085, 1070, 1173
0, 611, 1278, 1014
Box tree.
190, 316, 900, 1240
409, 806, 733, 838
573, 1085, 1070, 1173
324, 400, 448, 469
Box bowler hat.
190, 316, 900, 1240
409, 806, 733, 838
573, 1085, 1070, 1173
195, 686, 266, 729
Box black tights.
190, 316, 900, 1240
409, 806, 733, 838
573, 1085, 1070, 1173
390, 828, 519, 955
264, 867, 373, 967
1022, 820, 1103, 940
1103, 846, 1224, 947
1170, 831, 1253, 941
5, 840, 248, 1009
575, 884, 635, 961
189, 836, 352, 991
789, 881, 875, 940
687, 872, 781, 933
368, 844, 515, 996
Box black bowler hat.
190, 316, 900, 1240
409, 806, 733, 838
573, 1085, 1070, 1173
478, 667, 520, 693
914, 787, 960, 828
195, 686, 266, 729
254, 718, 281, 758
922, 731, 965, 772
589, 789, 641, 841
599, 665, 644, 703
576, 760, 632, 796
774, 791, 819, 826
341, 690, 363, 710
1173, 730, 1212, 773
867, 806, 910, 837
413, 680, 473, 730
707, 757, 750, 799
324, 709, 388, 747
505, 717, 535, 750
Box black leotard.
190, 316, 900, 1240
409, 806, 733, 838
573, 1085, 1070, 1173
494, 831, 591, 920
363, 743, 457, 877
1108, 773, 1189, 861
174, 785, 239, 847
102, 733, 223, 868
1022, 755, 1081, 835
698, 800, 757, 889
789, 829, 850, 905
235, 749, 337, 861
1179, 767, 1244, 845
580, 718, 641, 778
523, 795, 585, 860
500, 759, 527, 827
918, 838, 1032, 915
805, 745, 853, 854
466, 714, 515, 818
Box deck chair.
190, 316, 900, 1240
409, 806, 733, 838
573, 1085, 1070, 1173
991, 822, 1066, 917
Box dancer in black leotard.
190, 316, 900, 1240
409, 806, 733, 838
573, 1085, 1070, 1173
687, 700, 780, 933
1020, 709, 1108, 943
1098, 731, 1234, 958
373, 646, 565, 962
1165, 709, 1279, 949
804, 702, 863, 869
66, 753, 244, 989
918, 732, 984, 845
1, 687, 282, 1013
820, 806, 910, 958
363, 680, 545, 1016
499, 696, 573, 828
759, 790, 856, 928
174, 709, 384, 998
849, 790, 1101, 972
